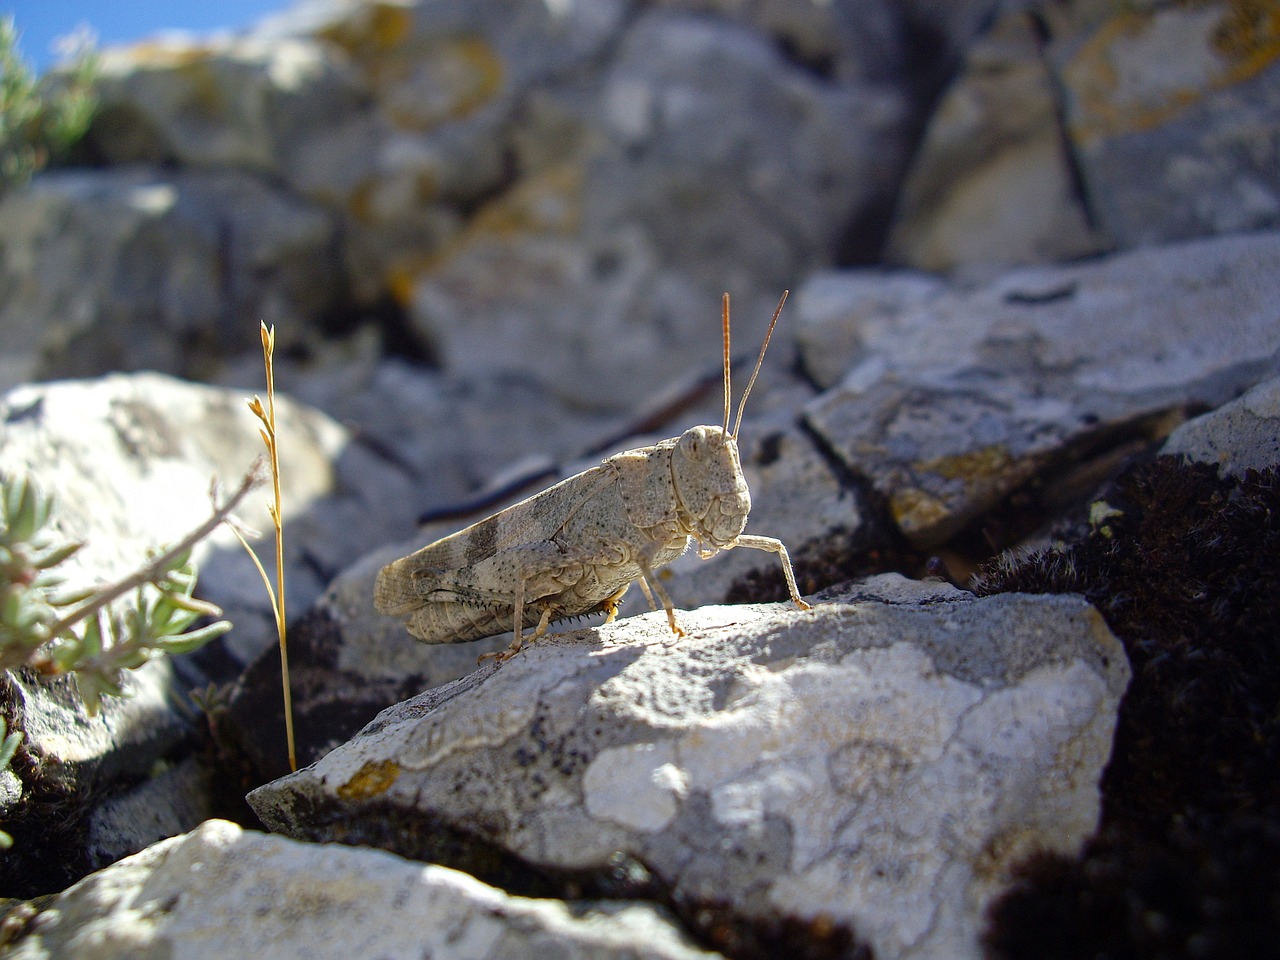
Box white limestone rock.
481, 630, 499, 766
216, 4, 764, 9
248, 576, 1130, 960
1060, 1, 1280, 248
0, 371, 378, 662
884, 2, 1280, 270
405, 8, 906, 411
89, 35, 367, 175
8, 819, 720, 960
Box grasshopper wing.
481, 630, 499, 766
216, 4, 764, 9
374, 465, 615, 618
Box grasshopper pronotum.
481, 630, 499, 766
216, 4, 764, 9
375, 291, 812, 663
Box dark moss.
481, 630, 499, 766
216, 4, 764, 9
973, 458, 1280, 958
986, 815, 1280, 960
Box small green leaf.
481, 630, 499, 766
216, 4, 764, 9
152, 619, 232, 654
157, 590, 222, 619
73, 678, 99, 713
30, 538, 82, 569
47, 636, 83, 672
152, 549, 193, 580
5, 476, 49, 543
45, 584, 96, 607
80, 610, 104, 657
148, 600, 198, 636
0, 728, 21, 768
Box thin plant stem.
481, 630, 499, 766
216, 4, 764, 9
253, 322, 295, 773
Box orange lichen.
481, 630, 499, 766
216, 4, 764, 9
918, 445, 1016, 482
319, 2, 414, 60
468, 164, 582, 237
1066, 1, 1280, 143
1213, 0, 1280, 78
383, 164, 583, 307
384, 37, 505, 130
336, 759, 401, 800
889, 486, 951, 533
126, 43, 216, 69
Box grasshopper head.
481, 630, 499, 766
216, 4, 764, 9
672, 290, 787, 551
671, 425, 750, 548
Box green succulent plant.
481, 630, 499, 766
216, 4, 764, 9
1, 472, 235, 711
0, 470, 258, 846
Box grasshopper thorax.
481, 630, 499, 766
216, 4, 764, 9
670, 424, 750, 549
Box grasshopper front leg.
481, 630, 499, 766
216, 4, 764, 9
637, 544, 687, 638
732, 534, 812, 611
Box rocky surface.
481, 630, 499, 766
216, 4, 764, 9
804, 229, 1280, 548
888, 1, 1280, 271
0, 169, 344, 393
1161, 374, 1280, 477
885, 8, 1108, 271
6, 818, 719, 960
1, 0, 1278, 957
249, 578, 1130, 960
0, 371, 409, 892
0, 372, 414, 662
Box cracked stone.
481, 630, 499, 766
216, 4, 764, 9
6, 819, 719, 960
802, 230, 1280, 548
248, 575, 1129, 960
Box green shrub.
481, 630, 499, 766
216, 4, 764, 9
0, 16, 98, 192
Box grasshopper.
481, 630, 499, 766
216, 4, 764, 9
374, 291, 812, 663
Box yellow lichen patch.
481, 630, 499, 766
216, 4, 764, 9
1213, 0, 1280, 79
1065, 1, 1280, 143
890, 487, 952, 534
469, 164, 583, 237
383, 164, 584, 307
384, 36, 505, 131
386, 252, 439, 308
890, 446, 1019, 538
336, 759, 401, 800
918, 445, 1015, 483
175, 60, 231, 120
319, 2, 414, 60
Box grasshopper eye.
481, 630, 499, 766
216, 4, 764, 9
679, 427, 707, 459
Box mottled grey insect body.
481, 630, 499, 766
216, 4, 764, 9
375, 293, 811, 662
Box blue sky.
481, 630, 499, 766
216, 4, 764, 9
6, 1, 290, 72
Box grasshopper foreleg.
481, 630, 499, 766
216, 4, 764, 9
731, 534, 812, 611
633, 576, 656, 611
637, 546, 686, 638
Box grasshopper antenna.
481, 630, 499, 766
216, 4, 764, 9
732, 289, 788, 439
721, 292, 732, 434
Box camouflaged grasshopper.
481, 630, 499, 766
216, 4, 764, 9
374, 291, 811, 663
